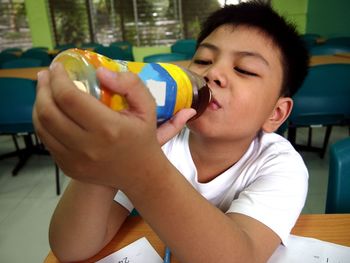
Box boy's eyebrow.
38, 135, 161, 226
236, 51, 270, 67
197, 42, 270, 67
197, 42, 219, 52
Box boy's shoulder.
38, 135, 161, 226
249, 131, 307, 173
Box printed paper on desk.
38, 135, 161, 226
267, 235, 350, 263
96, 237, 163, 263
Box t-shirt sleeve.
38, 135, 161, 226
226, 151, 308, 245
114, 190, 134, 213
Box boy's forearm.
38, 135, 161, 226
122, 153, 259, 263
49, 180, 127, 262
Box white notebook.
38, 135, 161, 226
96, 237, 163, 263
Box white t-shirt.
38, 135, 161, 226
115, 128, 308, 244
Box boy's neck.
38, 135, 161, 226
188, 133, 254, 183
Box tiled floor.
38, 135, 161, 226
0, 126, 348, 262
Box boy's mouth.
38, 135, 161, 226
208, 97, 221, 110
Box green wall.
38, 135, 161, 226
272, 0, 308, 34
306, 0, 350, 37
25, 0, 54, 49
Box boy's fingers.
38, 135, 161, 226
34, 68, 89, 150
157, 109, 196, 145
49, 63, 118, 131
96, 67, 157, 123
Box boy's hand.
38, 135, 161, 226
156, 108, 196, 145
32, 64, 192, 188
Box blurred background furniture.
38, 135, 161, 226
21, 49, 52, 66
300, 33, 322, 49
0, 77, 61, 195
94, 45, 130, 60
110, 41, 134, 61
142, 39, 197, 63
325, 37, 350, 47
310, 43, 350, 56
326, 137, 350, 213
81, 42, 103, 49
25, 47, 49, 52
171, 39, 197, 59
51, 43, 76, 55
0, 52, 19, 68
1, 47, 22, 54
287, 63, 350, 158
143, 52, 188, 63
1, 58, 43, 69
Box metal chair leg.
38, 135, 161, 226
55, 164, 60, 195
321, 126, 333, 158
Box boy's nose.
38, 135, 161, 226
203, 64, 227, 88
204, 76, 221, 87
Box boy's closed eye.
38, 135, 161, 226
193, 59, 212, 65
234, 67, 259, 77
193, 58, 259, 77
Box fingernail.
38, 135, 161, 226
49, 62, 59, 70
97, 67, 117, 79
37, 70, 45, 81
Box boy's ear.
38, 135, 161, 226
262, 97, 293, 133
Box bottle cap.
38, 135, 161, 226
181, 68, 212, 119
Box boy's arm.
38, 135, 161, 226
49, 180, 129, 262
33, 64, 195, 262
122, 150, 281, 263
34, 65, 280, 263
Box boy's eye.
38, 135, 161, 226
234, 67, 258, 77
193, 59, 211, 65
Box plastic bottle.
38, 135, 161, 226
52, 48, 211, 124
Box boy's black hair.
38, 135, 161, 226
197, 1, 309, 97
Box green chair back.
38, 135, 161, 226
1, 58, 43, 69
21, 50, 52, 66
325, 37, 350, 47
288, 63, 350, 157
310, 43, 350, 55
326, 137, 350, 213
0, 77, 36, 133
109, 41, 134, 61
171, 39, 197, 59
143, 53, 188, 63
0, 52, 19, 68
94, 45, 129, 60
290, 64, 350, 125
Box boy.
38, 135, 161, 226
33, 1, 309, 262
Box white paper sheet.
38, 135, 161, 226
96, 237, 163, 263
268, 235, 350, 263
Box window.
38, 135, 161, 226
48, 0, 92, 47
49, 0, 254, 47
0, 0, 32, 51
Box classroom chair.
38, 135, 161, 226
171, 39, 197, 59
287, 63, 350, 158
1, 47, 22, 54
94, 45, 130, 60
143, 52, 188, 63
300, 33, 321, 49
1, 58, 43, 69
55, 43, 76, 51
0, 77, 61, 195
310, 43, 350, 56
21, 50, 52, 66
81, 42, 103, 49
326, 137, 350, 213
26, 47, 49, 52
325, 37, 350, 47
110, 41, 134, 61
0, 52, 19, 68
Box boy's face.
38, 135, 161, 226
188, 25, 284, 142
